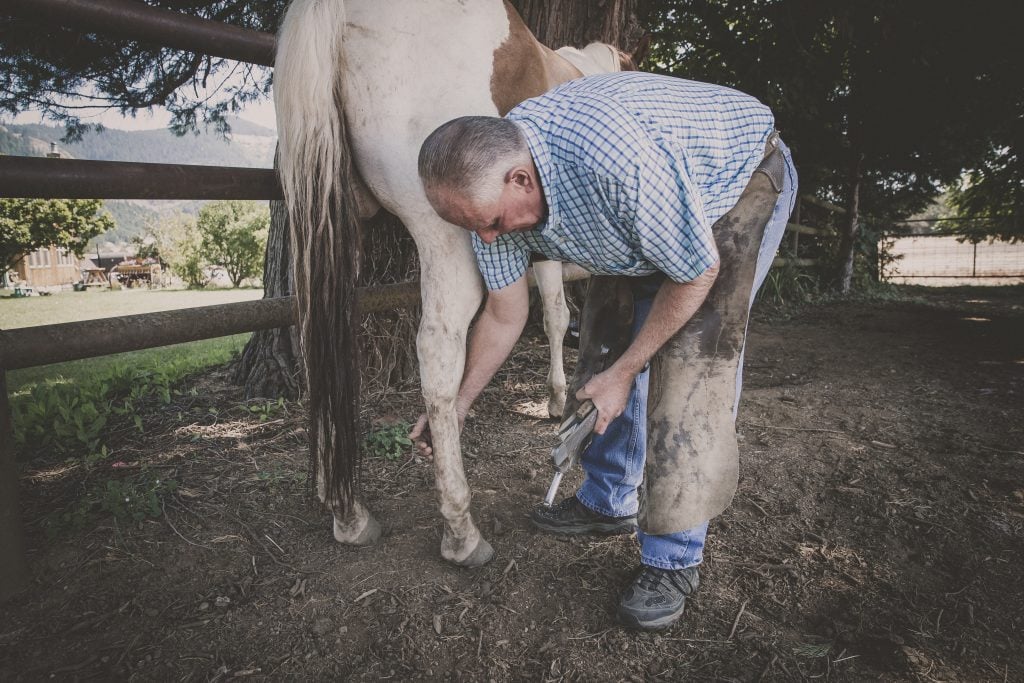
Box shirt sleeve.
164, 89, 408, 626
472, 233, 530, 291
633, 146, 719, 283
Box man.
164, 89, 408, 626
413, 71, 797, 630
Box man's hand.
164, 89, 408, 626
576, 367, 634, 435
408, 408, 468, 460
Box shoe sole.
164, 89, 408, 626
618, 604, 685, 631
530, 517, 638, 536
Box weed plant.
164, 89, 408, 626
364, 422, 413, 461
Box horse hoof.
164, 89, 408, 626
453, 537, 495, 568
333, 511, 382, 546
547, 399, 566, 420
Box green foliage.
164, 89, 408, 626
950, 144, 1023, 242
0, 2, 285, 138
12, 366, 172, 462
0, 197, 114, 272
643, 0, 1021, 245
760, 265, 821, 309
363, 423, 413, 461
132, 212, 202, 280
245, 397, 287, 422
197, 200, 269, 287
45, 470, 178, 535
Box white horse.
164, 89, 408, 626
275, 1, 630, 566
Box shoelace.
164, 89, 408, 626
636, 567, 696, 595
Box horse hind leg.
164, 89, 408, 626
532, 260, 570, 419
317, 475, 381, 546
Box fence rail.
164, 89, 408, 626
6, 0, 276, 66
880, 234, 1024, 284
0, 157, 282, 200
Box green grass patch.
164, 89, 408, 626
1, 287, 260, 396
0, 287, 262, 329
7, 333, 250, 397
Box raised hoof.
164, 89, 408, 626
547, 399, 566, 420
333, 512, 382, 547
452, 537, 495, 568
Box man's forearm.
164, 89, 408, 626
456, 288, 528, 416
611, 263, 720, 379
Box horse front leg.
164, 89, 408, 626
416, 247, 494, 567
532, 260, 569, 419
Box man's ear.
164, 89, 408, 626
508, 167, 535, 191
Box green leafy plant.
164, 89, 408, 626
363, 422, 413, 461
44, 470, 178, 535
246, 397, 287, 422
12, 365, 173, 462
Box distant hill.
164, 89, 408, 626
0, 117, 276, 244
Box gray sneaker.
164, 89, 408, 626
530, 497, 637, 535
618, 565, 700, 630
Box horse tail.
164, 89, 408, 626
275, 0, 361, 513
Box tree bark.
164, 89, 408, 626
232, 196, 302, 399
511, 0, 645, 51
836, 151, 863, 294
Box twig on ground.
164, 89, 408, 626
163, 502, 214, 549
727, 599, 749, 640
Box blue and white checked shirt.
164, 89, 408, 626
473, 71, 776, 291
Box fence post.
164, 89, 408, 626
972, 242, 978, 277
0, 369, 29, 601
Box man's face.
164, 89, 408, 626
433, 167, 545, 244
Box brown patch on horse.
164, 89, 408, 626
491, 2, 583, 116
612, 45, 638, 71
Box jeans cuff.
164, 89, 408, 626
575, 490, 637, 519
640, 556, 702, 571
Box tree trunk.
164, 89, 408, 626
357, 211, 421, 398
232, 197, 302, 399
836, 151, 863, 294
511, 0, 645, 51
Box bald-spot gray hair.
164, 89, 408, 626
418, 116, 530, 206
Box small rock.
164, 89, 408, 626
312, 618, 333, 636
338, 626, 348, 635
525, 468, 537, 480
215, 596, 231, 608
198, 602, 210, 611
433, 614, 443, 635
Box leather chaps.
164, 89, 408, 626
564, 136, 785, 533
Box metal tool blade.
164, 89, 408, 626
543, 400, 598, 506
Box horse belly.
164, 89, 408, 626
341, 0, 510, 213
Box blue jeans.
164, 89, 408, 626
575, 141, 798, 570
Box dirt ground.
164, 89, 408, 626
2, 286, 1022, 681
